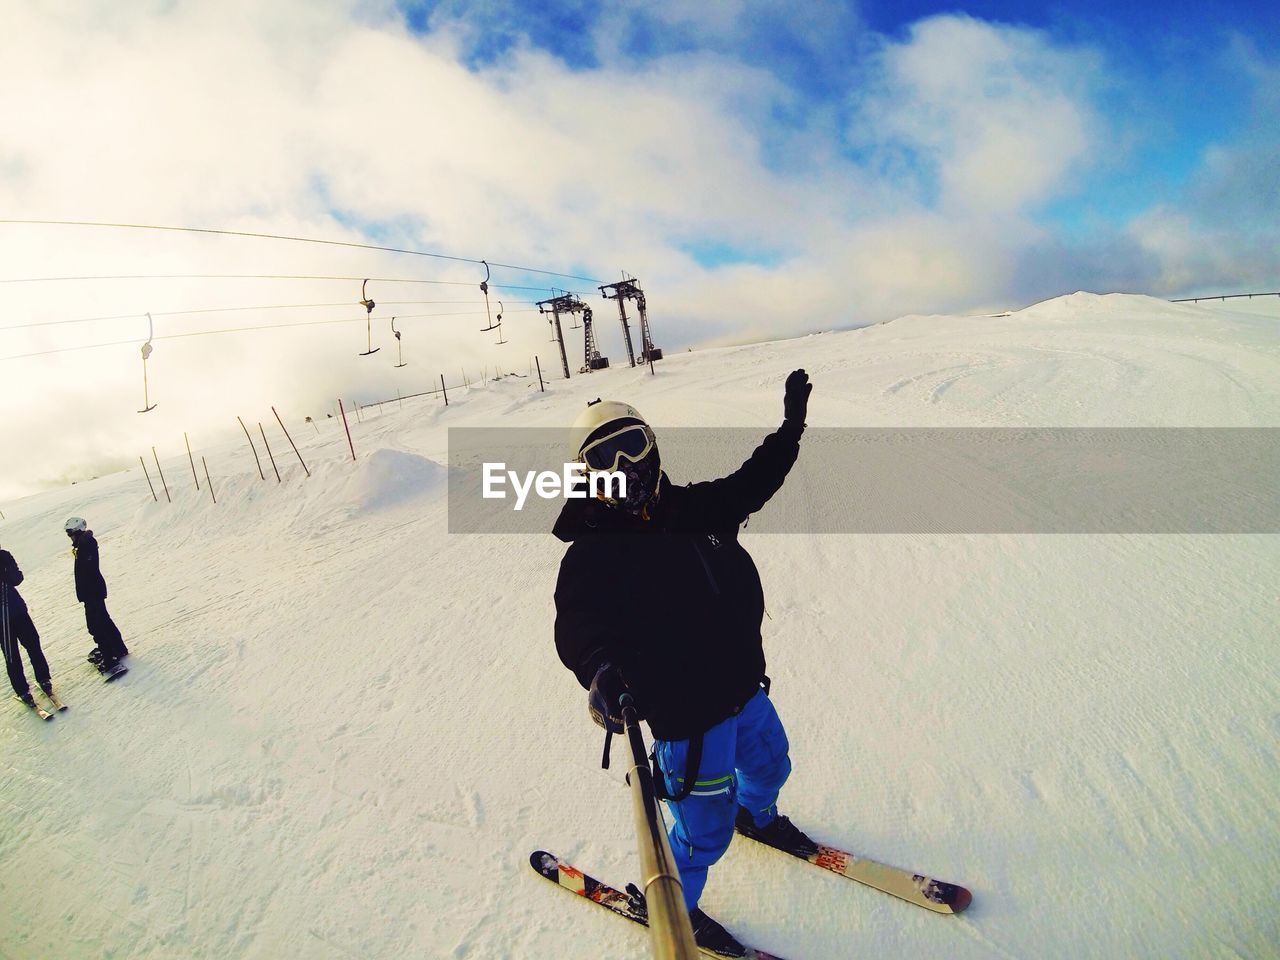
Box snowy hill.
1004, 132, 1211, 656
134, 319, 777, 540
1, 293, 1277, 959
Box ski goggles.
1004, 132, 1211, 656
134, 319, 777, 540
579, 423, 656, 472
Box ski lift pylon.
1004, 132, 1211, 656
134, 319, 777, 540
359, 278, 380, 356
138, 312, 157, 413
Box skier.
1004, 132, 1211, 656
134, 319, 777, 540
64, 517, 129, 671
553, 370, 817, 955
1, 546, 55, 708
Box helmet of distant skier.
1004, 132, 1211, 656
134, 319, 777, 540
570, 399, 661, 515
64, 516, 87, 534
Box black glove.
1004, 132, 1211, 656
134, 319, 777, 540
783, 368, 812, 425
588, 662, 629, 734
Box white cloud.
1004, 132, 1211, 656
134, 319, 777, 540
0, 3, 1271, 499
850, 15, 1100, 215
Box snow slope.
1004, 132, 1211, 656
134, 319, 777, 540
1, 293, 1277, 959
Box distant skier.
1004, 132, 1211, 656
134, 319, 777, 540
1, 546, 55, 708
64, 517, 129, 670
553, 370, 816, 955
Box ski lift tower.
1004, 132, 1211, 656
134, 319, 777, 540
538, 292, 605, 379
600, 277, 662, 366
577, 306, 609, 373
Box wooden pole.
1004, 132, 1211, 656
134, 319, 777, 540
397, 389, 402, 411
258, 423, 281, 482
238, 416, 266, 480
139, 456, 158, 502
273, 406, 310, 477
151, 447, 171, 503
338, 399, 356, 460
441, 374, 449, 406
202, 456, 216, 504
184, 432, 200, 490
535, 355, 545, 392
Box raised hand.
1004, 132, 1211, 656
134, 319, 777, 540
784, 368, 812, 425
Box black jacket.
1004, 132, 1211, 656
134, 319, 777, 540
0, 549, 29, 614
553, 421, 803, 741
72, 531, 108, 602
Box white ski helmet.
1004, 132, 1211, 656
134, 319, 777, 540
64, 516, 87, 533
570, 400, 652, 463
569, 399, 662, 514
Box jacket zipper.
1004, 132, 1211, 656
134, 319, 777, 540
691, 538, 721, 595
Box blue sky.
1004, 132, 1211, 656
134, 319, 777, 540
401, 0, 1278, 267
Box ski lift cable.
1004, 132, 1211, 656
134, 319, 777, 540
0, 219, 605, 284
0, 273, 576, 295
0, 308, 542, 362
1, 317, 356, 361
0, 298, 541, 332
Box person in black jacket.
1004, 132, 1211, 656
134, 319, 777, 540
553, 370, 816, 953
1, 546, 54, 705
64, 517, 129, 670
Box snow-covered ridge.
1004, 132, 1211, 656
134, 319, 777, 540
0, 293, 1276, 959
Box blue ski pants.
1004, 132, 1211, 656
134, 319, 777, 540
653, 688, 792, 910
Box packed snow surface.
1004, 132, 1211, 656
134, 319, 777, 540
1, 293, 1277, 959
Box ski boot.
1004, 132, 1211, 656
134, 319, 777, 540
689, 907, 747, 957
626, 884, 744, 956
17, 690, 37, 708
87, 647, 103, 666
734, 806, 819, 857
623, 882, 649, 922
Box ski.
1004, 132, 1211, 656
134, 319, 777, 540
39, 687, 68, 711
736, 830, 972, 914
13, 694, 53, 721
530, 851, 786, 960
